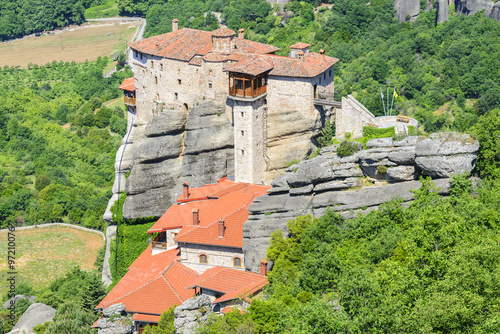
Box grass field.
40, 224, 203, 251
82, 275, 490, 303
0, 22, 138, 69
0, 226, 104, 296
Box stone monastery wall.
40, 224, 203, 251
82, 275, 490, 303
180, 243, 245, 273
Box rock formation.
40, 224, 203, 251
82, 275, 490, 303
174, 296, 213, 334
437, 0, 450, 23
97, 303, 133, 334
455, 0, 494, 16
394, 0, 421, 22
488, 2, 500, 20
243, 132, 479, 272
2, 295, 37, 309
8, 303, 55, 334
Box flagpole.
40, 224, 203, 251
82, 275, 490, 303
380, 86, 386, 116
390, 87, 395, 116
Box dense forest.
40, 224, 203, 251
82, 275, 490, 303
0, 59, 132, 229
0, 0, 97, 41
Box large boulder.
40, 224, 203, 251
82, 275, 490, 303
8, 303, 55, 334
97, 303, 133, 334
174, 296, 213, 334
2, 295, 36, 309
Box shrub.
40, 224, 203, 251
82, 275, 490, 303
337, 141, 360, 158
377, 165, 388, 174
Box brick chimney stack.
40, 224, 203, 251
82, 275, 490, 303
183, 182, 189, 199
218, 220, 225, 238
192, 208, 199, 225
172, 19, 178, 32
238, 28, 244, 39
320, 49, 325, 60
297, 51, 304, 61
260, 259, 268, 276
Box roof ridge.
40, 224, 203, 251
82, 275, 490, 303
103, 276, 164, 308
161, 275, 183, 302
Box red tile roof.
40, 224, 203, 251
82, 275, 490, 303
211, 27, 235, 37
148, 180, 270, 247
290, 42, 310, 49
96, 247, 198, 315
129, 28, 278, 62
131, 313, 161, 323
192, 267, 267, 303
221, 306, 246, 314
224, 55, 274, 76
119, 77, 135, 91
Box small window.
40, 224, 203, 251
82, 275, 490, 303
160, 63, 163, 71
208, 82, 213, 89
233, 257, 241, 267
140, 53, 143, 60
241, 150, 245, 155
155, 76, 158, 85
324, 73, 326, 80
196, 69, 199, 74
151, 60, 154, 68
329, 69, 332, 77
156, 93, 159, 100
241, 130, 244, 136
174, 93, 178, 100
240, 112, 244, 117
134, 50, 137, 58
178, 79, 182, 85
209, 69, 212, 76
200, 254, 207, 264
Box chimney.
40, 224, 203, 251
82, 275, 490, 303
192, 208, 199, 225
172, 19, 178, 32
183, 182, 189, 199
218, 219, 225, 238
260, 259, 268, 276
297, 51, 304, 61
320, 49, 325, 60
238, 28, 244, 39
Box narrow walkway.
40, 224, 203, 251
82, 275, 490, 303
102, 225, 117, 287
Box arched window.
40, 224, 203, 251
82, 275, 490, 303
200, 254, 207, 264
155, 76, 158, 85
233, 257, 241, 267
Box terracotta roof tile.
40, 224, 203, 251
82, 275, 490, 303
202, 53, 228, 62
224, 55, 273, 76
129, 28, 279, 62
131, 313, 161, 323
211, 27, 235, 37
188, 56, 203, 66
192, 267, 267, 302
290, 42, 310, 49
119, 77, 135, 91
148, 180, 270, 237
221, 306, 246, 314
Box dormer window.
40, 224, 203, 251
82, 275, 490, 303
233, 257, 241, 267
200, 254, 207, 264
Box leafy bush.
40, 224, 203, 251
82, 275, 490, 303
337, 141, 361, 158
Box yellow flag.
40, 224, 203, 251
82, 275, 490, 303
394, 90, 398, 98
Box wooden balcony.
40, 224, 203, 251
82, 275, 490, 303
152, 232, 167, 249
124, 96, 136, 106
229, 73, 267, 100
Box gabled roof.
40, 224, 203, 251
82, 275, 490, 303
119, 77, 135, 91
96, 247, 199, 314
129, 28, 279, 62
224, 55, 273, 76
290, 42, 310, 49
148, 179, 270, 246
131, 313, 161, 323
192, 267, 267, 303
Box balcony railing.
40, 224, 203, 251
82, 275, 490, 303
124, 96, 136, 106
229, 83, 266, 99
152, 240, 167, 249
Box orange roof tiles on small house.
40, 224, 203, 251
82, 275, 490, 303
148, 179, 270, 234
119, 77, 135, 91
290, 42, 311, 49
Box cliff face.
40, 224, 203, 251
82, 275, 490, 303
243, 133, 479, 272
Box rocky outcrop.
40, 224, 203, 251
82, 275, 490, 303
2, 295, 36, 309
97, 303, 133, 334
437, 0, 449, 23
243, 132, 479, 272
488, 2, 500, 20
456, 0, 494, 16
174, 296, 213, 334
110, 100, 235, 220
394, 0, 421, 22
8, 303, 55, 334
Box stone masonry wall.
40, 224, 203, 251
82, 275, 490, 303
243, 132, 479, 272
335, 95, 375, 138
180, 243, 244, 273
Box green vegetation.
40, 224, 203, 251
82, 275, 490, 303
336, 140, 360, 158
84, 0, 119, 19
317, 119, 335, 147
143, 307, 176, 334
0, 0, 88, 41
0, 58, 132, 228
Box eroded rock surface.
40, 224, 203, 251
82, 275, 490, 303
8, 303, 55, 334
97, 303, 133, 334
243, 133, 479, 272
174, 296, 213, 334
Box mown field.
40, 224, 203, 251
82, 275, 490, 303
0, 22, 138, 69
0, 226, 104, 296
